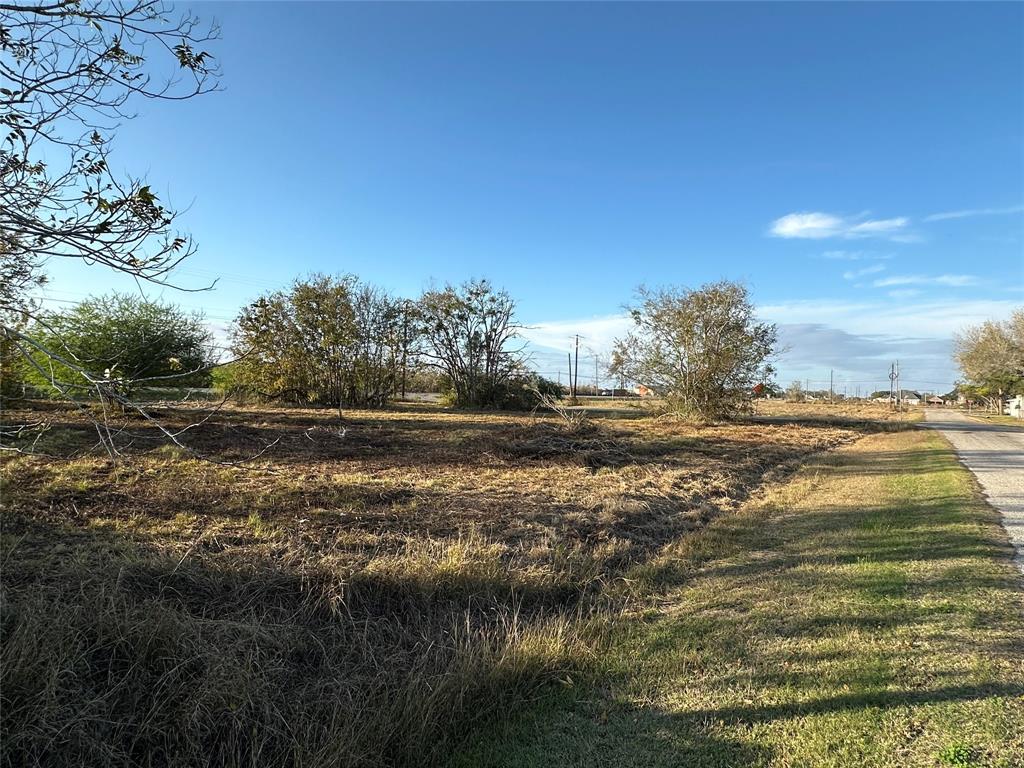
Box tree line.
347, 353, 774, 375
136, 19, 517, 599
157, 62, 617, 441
7, 275, 778, 420
224, 275, 555, 410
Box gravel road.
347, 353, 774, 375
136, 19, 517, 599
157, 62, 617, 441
923, 409, 1024, 572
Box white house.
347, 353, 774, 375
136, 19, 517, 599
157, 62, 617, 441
894, 390, 923, 405
1006, 395, 1024, 419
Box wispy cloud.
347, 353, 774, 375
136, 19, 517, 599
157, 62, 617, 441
873, 274, 979, 288
769, 212, 913, 241
847, 217, 909, 236
756, 297, 1019, 386
524, 298, 1020, 389
887, 289, 922, 299
924, 204, 1024, 222
758, 297, 1017, 337
520, 314, 634, 354
819, 250, 894, 261
843, 264, 886, 280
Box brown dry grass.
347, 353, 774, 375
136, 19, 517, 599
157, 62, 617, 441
0, 401, 890, 767
754, 398, 924, 425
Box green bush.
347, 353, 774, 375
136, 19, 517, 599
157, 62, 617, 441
21, 293, 213, 399
441, 375, 563, 411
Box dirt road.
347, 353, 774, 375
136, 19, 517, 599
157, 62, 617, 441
923, 409, 1024, 572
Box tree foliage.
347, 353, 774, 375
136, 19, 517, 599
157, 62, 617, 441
611, 281, 777, 420
417, 280, 525, 409
19, 293, 213, 397
230, 275, 412, 408
230, 276, 552, 411
954, 309, 1024, 400
1, 0, 218, 422
1, 0, 218, 312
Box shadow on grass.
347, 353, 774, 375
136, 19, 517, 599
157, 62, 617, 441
456, 693, 776, 767
17, 467, 1017, 767
0, 516, 606, 768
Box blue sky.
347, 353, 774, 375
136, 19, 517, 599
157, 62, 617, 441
40, 1, 1024, 394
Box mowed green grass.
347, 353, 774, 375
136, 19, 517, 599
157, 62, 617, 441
967, 413, 1024, 429
453, 429, 1024, 768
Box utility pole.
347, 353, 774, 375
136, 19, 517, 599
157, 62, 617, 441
400, 304, 408, 400
895, 360, 901, 411
567, 352, 573, 398
594, 355, 599, 395
829, 369, 834, 404
573, 334, 580, 400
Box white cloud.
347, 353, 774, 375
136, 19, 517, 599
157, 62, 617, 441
520, 314, 634, 355
524, 298, 1021, 391
518, 314, 634, 383
873, 274, 979, 288
758, 297, 1020, 389
924, 204, 1024, 222
769, 211, 914, 241
847, 217, 909, 235
842, 264, 886, 280
527, 297, 1008, 357
819, 250, 893, 261
769, 212, 845, 239
756, 297, 1016, 339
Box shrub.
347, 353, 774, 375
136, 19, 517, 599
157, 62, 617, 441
230, 275, 414, 409
418, 280, 524, 409
20, 293, 213, 399
611, 281, 777, 420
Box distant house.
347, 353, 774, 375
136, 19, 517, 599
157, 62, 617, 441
635, 384, 657, 398
600, 388, 639, 398
1006, 395, 1024, 419
926, 395, 944, 406
892, 390, 923, 405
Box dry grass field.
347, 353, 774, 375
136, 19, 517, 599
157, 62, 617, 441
6, 400, 1017, 767
0, 400, 889, 767
754, 398, 925, 424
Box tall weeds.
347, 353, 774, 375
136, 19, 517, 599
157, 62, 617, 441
1, 537, 596, 768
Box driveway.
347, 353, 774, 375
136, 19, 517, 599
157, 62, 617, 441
923, 409, 1024, 572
